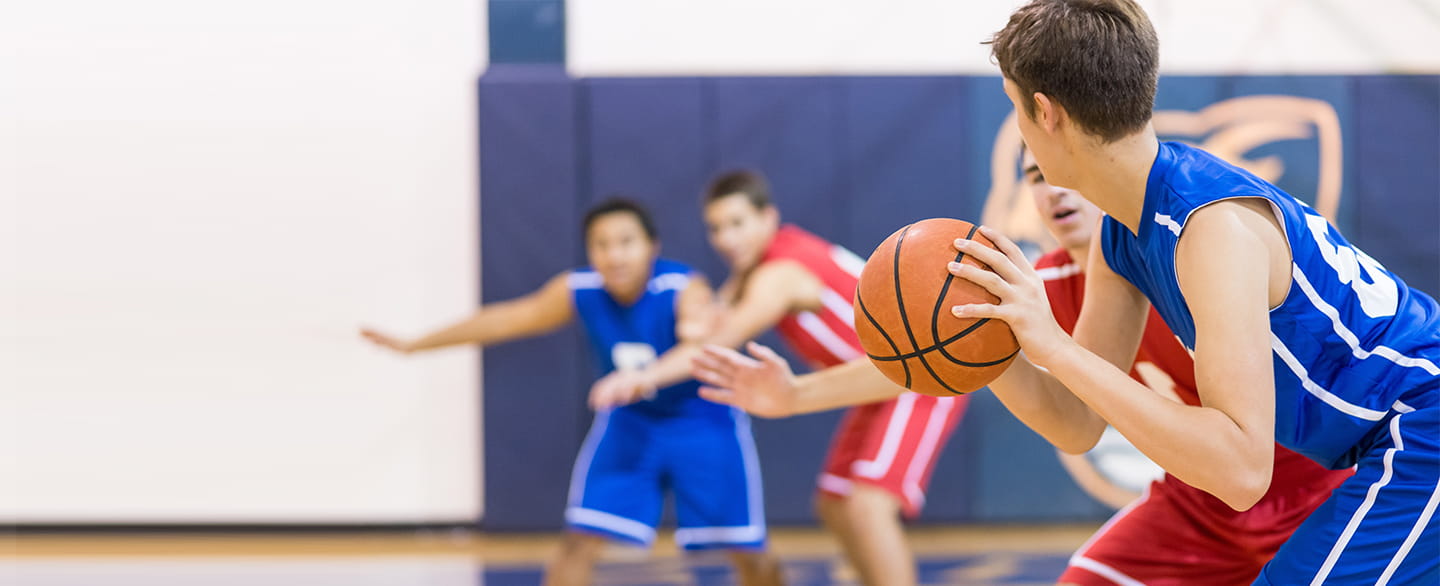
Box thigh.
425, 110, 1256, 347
1257, 405, 1439, 586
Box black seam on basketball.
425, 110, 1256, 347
930, 223, 988, 367
890, 224, 965, 395
936, 346, 1020, 367
866, 318, 991, 361
869, 344, 1016, 368
856, 293, 911, 388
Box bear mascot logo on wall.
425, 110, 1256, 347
982, 95, 1344, 258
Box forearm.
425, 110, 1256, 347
408, 307, 533, 352
790, 359, 904, 415
1039, 339, 1273, 510
640, 343, 705, 390
986, 354, 1108, 454
406, 316, 493, 351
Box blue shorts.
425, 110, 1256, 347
564, 405, 766, 551
1256, 401, 1439, 585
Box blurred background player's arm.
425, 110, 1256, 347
361, 272, 574, 353
708, 259, 819, 348
695, 346, 903, 418
1055, 450, 1142, 510
596, 259, 818, 409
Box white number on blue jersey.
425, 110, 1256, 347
1304, 214, 1399, 318
611, 342, 658, 371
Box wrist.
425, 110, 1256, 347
1025, 335, 1079, 372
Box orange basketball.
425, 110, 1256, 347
853, 218, 1019, 396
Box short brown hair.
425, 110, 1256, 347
988, 0, 1159, 142
703, 170, 773, 210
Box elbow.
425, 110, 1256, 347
1218, 465, 1272, 512
1055, 417, 1106, 455
1054, 425, 1104, 456
1056, 437, 1097, 456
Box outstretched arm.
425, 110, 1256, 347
361, 272, 574, 354
694, 344, 903, 418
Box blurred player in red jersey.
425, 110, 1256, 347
592, 171, 965, 586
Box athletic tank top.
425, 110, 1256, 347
1100, 142, 1440, 468
760, 225, 866, 369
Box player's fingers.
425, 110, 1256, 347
699, 344, 739, 364
698, 386, 737, 406
948, 261, 1015, 299
703, 344, 763, 369
950, 302, 1003, 321
692, 362, 732, 388
953, 237, 1025, 284
977, 225, 1029, 265
746, 341, 787, 369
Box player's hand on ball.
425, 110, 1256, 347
588, 370, 657, 410
360, 328, 415, 354
949, 226, 1068, 363
694, 342, 798, 419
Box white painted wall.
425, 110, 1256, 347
569, 0, 1440, 76
1, 0, 486, 522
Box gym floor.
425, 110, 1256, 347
5, 523, 1099, 585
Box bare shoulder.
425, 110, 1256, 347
1178, 198, 1291, 308
1183, 198, 1284, 241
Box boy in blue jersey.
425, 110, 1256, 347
942, 1, 1437, 584
361, 198, 784, 586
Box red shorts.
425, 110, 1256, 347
816, 392, 967, 517
1061, 469, 1350, 585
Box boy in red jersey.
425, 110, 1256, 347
593, 170, 965, 586
694, 148, 1353, 585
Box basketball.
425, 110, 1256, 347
853, 218, 1020, 396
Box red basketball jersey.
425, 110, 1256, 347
1035, 248, 1351, 502
760, 224, 866, 369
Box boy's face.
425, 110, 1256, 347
1004, 77, 1068, 191
585, 212, 658, 297
703, 193, 777, 274
1024, 148, 1102, 252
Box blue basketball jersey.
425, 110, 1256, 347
1101, 141, 1440, 469
570, 258, 716, 417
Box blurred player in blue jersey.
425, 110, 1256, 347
949, 1, 1438, 584
362, 198, 783, 586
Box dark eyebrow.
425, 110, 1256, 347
1023, 163, 1041, 176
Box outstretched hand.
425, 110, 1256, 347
360, 327, 415, 354
948, 226, 1068, 363
693, 342, 799, 419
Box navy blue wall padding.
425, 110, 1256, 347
477, 72, 1440, 531
1352, 75, 1440, 295
477, 65, 588, 530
